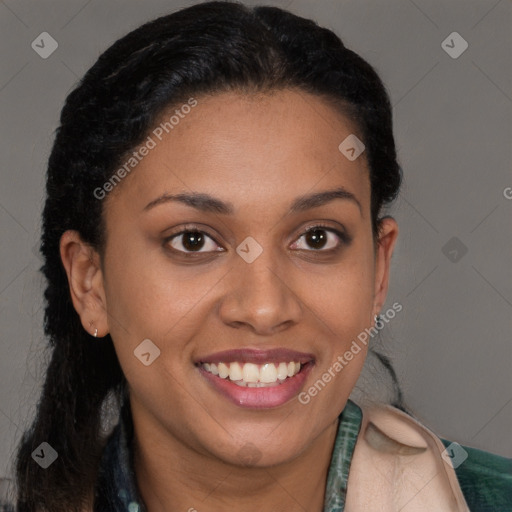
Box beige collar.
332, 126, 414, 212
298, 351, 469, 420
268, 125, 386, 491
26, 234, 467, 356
345, 402, 470, 511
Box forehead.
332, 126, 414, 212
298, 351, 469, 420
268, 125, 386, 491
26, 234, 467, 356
105, 89, 370, 218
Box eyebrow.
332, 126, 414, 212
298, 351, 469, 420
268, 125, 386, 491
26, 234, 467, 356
143, 186, 362, 215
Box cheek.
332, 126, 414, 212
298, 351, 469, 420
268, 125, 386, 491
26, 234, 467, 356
101, 236, 188, 333
101, 237, 224, 378
305, 240, 375, 384
316, 243, 375, 325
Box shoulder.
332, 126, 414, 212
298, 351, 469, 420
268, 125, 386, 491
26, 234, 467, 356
439, 437, 512, 511
345, 400, 511, 511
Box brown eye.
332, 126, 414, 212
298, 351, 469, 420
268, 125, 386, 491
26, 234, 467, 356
304, 229, 329, 250
166, 230, 222, 254
181, 231, 205, 251
292, 226, 346, 252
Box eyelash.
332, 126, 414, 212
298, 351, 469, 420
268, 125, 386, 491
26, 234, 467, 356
163, 223, 350, 256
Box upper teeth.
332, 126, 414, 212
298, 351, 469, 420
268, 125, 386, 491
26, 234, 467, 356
202, 361, 301, 386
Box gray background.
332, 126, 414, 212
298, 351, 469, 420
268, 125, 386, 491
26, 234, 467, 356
0, 0, 511, 481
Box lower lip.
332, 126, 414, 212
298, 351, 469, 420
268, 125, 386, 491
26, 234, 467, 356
198, 363, 313, 409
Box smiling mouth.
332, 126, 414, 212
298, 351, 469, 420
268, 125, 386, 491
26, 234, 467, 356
199, 361, 309, 387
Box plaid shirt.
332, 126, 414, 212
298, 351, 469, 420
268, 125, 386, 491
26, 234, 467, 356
93, 399, 512, 511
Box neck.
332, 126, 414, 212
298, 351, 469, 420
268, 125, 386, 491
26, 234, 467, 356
132, 409, 340, 512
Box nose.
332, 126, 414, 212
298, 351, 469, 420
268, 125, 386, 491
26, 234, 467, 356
218, 247, 303, 336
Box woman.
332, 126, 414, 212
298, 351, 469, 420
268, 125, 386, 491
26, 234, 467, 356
14, 1, 511, 511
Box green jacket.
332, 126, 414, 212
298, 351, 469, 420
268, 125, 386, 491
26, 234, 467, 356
93, 398, 512, 511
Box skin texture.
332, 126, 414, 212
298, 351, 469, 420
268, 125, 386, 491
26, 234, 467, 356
60, 89, 398, 512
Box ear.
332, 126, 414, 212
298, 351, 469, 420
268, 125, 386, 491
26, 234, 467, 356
373, 216, 399, 316
59, 230, 109, 338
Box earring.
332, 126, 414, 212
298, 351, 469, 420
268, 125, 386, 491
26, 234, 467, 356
89, 321, 98, 338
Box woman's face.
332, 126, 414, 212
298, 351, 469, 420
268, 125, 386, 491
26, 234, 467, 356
95, 89, 397, 467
